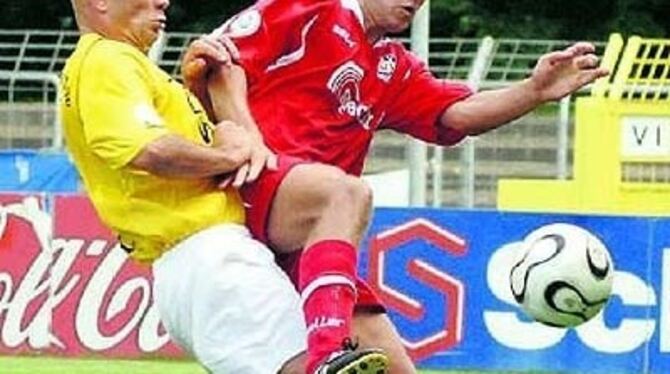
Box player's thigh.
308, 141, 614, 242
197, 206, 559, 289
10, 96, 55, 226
152, 224, 307, 374
353, 311, 417, 374
278, 352, 306, 374
267, 163, 349, 251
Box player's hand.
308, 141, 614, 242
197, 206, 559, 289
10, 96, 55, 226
528, 42, 609, 102
212, 121, 252, 172
220, 138, 278, 189
181, 34, 240, 96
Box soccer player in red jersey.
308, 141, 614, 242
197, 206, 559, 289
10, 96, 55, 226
62, 0, 312, 373
183, 0, 608, 372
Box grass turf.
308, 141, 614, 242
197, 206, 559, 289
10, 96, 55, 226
0, 355, 553, 374
0, 356, 205, 374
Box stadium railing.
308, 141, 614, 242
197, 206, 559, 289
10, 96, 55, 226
499, 33, 670, 215
0, 29, 606, 208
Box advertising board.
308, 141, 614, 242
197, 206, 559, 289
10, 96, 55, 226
0, 194, 668, 373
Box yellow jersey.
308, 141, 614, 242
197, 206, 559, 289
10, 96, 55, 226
60, 33, 244, 264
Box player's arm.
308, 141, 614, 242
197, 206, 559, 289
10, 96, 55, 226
80, 48, 251, 180
180, 36, 261, 150
440, 80, 543, 136
205, 64, 276, 187
181, 35, 239, 120
181, 37, 276, 187
206, 65, 261, 142
130, 121, 251, 179
441, 42, 608, 135
182, 4, 298, 186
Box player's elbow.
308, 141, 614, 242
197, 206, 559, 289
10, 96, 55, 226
440, 104, 491, 136
130, 142, 165, 174
440, 110, 478, 136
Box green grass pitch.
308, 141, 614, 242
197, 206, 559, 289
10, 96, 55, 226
0, 355, 556, 374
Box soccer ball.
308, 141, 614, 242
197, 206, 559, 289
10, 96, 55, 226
509, 223, 614, 327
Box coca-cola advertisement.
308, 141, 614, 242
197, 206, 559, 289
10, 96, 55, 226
0, 193, 184, 358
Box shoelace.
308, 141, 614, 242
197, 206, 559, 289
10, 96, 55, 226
341, 337, 359, 351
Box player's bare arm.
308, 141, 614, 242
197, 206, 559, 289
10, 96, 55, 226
182, 37, 277, 187
207, 65, 256, 137
130, 122, 251, 178
441, 42, 609, 135
207, 63, 278, 187
181, 35, 240, 120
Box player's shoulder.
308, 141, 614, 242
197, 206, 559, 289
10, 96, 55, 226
374, 38, 413, 59
373, 38, 428, 78
260, 0, 339, 7
82, 36, 143, 66
257, 0, 342, 15
215, 0, 344, 39
374, 38, 407, 51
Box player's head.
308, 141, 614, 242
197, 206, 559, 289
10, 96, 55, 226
360, 0, 425, 40
69, 0, 169, 53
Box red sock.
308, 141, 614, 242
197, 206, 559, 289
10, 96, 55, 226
299, 240, 357, 374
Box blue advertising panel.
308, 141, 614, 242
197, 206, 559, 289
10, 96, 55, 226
360, 209, 668, 374
0, 150, 79, 193
650, 219, 670, 374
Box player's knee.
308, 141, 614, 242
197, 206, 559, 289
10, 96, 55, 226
344, 176, 373, 213
330, 175, 372, 217
300, 165, 372, 221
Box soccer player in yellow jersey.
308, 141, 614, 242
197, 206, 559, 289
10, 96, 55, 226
60, 0, 308, 373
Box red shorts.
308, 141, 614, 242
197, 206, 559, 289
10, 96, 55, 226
239, 156, 385, 312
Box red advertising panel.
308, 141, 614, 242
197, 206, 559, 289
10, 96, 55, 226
0, 193, 184, 358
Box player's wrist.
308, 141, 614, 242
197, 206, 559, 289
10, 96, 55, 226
520, 78, 546, 105
248, 130, 265, 144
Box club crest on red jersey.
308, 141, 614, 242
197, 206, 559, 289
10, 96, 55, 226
377, 54, 397, 83
219, 8, 262, 38
327, 61, 374, 130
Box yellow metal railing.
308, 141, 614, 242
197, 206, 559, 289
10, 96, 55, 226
498, 34, 670, 216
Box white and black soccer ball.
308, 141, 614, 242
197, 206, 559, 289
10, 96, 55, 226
509, 223, 614, 327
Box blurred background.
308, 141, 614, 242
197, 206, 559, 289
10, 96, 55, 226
5, 0, 670, 39
5, 0, 670, 208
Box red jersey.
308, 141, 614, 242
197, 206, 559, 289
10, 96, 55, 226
215, 0, 472, 175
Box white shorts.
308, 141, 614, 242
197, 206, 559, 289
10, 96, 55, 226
152, 224, 307, 373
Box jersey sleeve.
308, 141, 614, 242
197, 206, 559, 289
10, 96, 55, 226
382, 49, 473, 146
78, 48, 168, 170
211, 0, 322, 86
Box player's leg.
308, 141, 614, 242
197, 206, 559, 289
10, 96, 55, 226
265, 163, 372, 251
263, 163, 389, 373
353, 312, 417, 374
278, 352, 306, 374
152, 224, 307, 374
